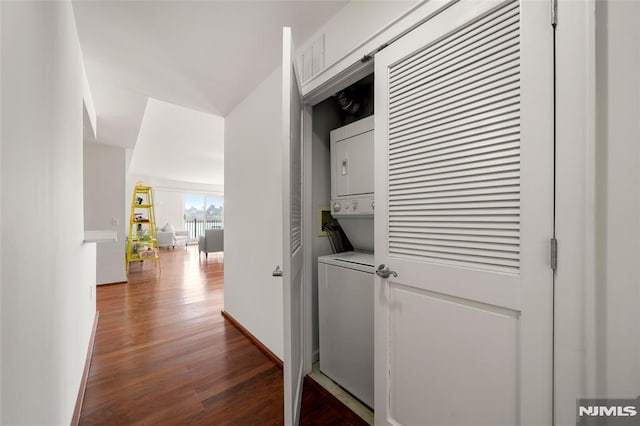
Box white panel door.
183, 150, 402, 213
374, 1, 554, 425
281, 27, 305, 426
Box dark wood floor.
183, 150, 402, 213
80, 246, 366, 425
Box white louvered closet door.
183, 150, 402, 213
281, 27, 304, 426
373, 1, 554, 425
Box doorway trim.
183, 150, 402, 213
553, 0, 598, 424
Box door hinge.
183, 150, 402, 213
551, 0, 558, 26
550, 237, 558, 272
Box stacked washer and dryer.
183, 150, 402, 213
318, 115, 375, 409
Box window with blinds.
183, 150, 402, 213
387, 1, 521, 274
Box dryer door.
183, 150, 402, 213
334, 130, 374, 197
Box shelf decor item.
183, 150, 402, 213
126, 184, 160, 274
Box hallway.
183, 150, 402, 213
80, 247, 365, 425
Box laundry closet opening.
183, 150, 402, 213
305, 73, 375, 421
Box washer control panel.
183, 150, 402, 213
331, 196, 374, 217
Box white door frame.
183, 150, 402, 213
300, 1, 597, 423
553, 0, 598, 424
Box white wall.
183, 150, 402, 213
297, 1, 418, 78
1, 1, 96, 423
82, 64, 97, 141
154, 189, 185, 230
224, 66, 284, 359
84, 142, 127, 284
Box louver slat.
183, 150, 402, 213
390, 200, 520, 211
290, 92, 302, 255
392, 217, 519, 226
390, 144, 520, 177
389, 110, 519, 148
390, 71, 520, 131
389, 1, 519, 86
391, 141, 520, 174
390, 179, 520, 199
390, 229, 519, 241
390, 132, 519, 164
389, 36, 519, 109
391, 190, 519, 203
387, 1, 521, 274
390, 87, 519, 139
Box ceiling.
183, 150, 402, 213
130, 98, 225, 185
73, 0, 348, 185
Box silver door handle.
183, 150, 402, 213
272, 265, 283, 277
376, 264, 398, 279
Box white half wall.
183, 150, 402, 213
224, 66, 284, 360
1, 1, 97, 423
84, 142, 127, 284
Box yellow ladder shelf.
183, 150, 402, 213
126, 185, 160, 275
